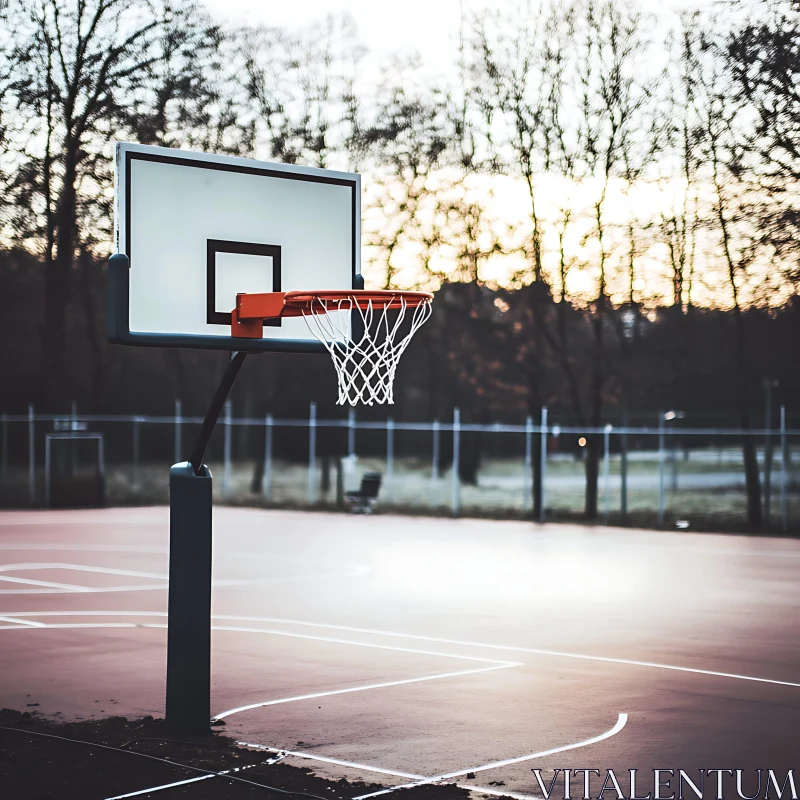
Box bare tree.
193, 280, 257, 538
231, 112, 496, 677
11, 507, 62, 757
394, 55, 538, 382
243, 14, 364, 170
725, 0, 800, 292
356, 64, 453, 289
655, 14, 704, 314
692, 19, 765, 528
0, 7, 15, 246
464, 2, 568, 515
4, 0, 229, 408
566, 0, 665, 518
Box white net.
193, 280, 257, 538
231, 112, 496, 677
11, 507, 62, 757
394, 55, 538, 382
299, 294, 432, 405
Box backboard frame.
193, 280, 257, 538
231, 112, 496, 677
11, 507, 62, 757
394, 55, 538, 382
108, 143, 362, 354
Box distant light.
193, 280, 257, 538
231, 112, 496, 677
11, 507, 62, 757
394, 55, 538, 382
675, 520, 690, 530
493, 297, 510, 313
578, 437, 587, 447
664, 411, 677, 421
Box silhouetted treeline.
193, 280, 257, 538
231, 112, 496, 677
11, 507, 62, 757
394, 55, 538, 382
1, 247, 797, 420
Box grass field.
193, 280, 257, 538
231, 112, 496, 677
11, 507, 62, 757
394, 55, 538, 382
2, 448, 798, 533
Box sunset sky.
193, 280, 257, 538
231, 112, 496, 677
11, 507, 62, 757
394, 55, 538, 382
195, 0, 766, 309
202, 0, 716, 72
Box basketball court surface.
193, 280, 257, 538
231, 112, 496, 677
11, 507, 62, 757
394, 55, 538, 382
1, 507, 798, 798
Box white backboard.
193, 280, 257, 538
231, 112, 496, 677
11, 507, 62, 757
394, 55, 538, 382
111, 143, 360, 352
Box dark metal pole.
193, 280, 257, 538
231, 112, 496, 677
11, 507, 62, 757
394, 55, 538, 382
188, 352, 248, 474
166, 351, 247, 735
763, 379, 777, 526
620, 408, 628, 523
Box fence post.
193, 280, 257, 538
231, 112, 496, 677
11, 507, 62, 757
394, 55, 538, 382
133, 417, 141, 490
431, 418, 440, 506
348, 408, 356, 458
1, 412, 7, 479
308, 402, 317, 505
45, 435, 51, 507
263, 414, 273, 500
28, 403, 35, 505
603, 424, 612, 522
223, 400, 232, 499
70, 400, 78, 476
524, 416, 533, 513
670, 426, 678, 492
451, 408, 460, 517
432, 419, 440, 481
174, 399, 183, 463
539, 407, 548, 522
386, 416, 395, 503
780, 405, 788, 533
764, 397, 774, 526
658, 412, 666, 527
620, 410, 628, 522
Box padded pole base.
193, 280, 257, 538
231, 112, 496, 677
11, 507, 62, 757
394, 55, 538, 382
165, 461, 213, 735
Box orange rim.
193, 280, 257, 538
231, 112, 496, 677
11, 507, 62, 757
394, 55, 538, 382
284, 289, 433, 311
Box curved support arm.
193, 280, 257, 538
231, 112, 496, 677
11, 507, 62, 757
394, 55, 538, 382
188, 351, 248, 474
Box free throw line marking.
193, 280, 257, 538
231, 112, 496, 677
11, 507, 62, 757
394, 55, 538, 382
213, 663, 519, 721
1, 611, 798, 689
352, 714, 628, 799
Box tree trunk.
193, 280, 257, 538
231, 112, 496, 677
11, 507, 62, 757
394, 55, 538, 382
733, 309, 763, 528
250, 436, 265, 495
584, 306, 605, 519
584, 433, 600, 519
741, 409, 762, 529
532, 425, 542, 520
40, 152, 77, 409
78, 249, 106, 410
459, 410, 482, 486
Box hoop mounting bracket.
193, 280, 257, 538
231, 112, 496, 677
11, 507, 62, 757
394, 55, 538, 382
231, 292, 304, 338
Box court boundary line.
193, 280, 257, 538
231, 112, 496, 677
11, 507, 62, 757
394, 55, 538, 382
235, 714, 627, 800
213, 663, 519, 721
0, 559, 368, 594
2, 610, 799, 689
1, 613, 793, 795
0, 620, 518, 666
351, 713, 628, 799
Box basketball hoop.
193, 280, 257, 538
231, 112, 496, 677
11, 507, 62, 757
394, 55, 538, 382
232, 290, 433, 405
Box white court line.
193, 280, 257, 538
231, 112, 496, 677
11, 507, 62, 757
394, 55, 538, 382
0, 621, 517, 667
0, 543, 166, 552
207, 615, 800, 691
0, 562, 168, 579
2, 611, 799, 689
0, 575, 91, 591
103, 753, 285, 800
459, 786, 538, 800
197, 625, 517, 666
351, 714, 628, 800
238, 742, 426, 780
0, 562, 167, 594
0, 615, 785, 796
3, 534, 799, 558
238, 715, 628, 800
0, 560, 365, 593
0, 583, 169, 595
106, 774, 216, 799
0, 623, 154, 630
0, 611, 169, 617
0, 616, 45, 627
214, 663, 519, 721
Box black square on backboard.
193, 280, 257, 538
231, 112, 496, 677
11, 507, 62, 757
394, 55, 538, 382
206, 240, 282, 327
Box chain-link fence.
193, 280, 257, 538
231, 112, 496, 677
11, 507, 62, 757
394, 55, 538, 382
1, 403, 798, 533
